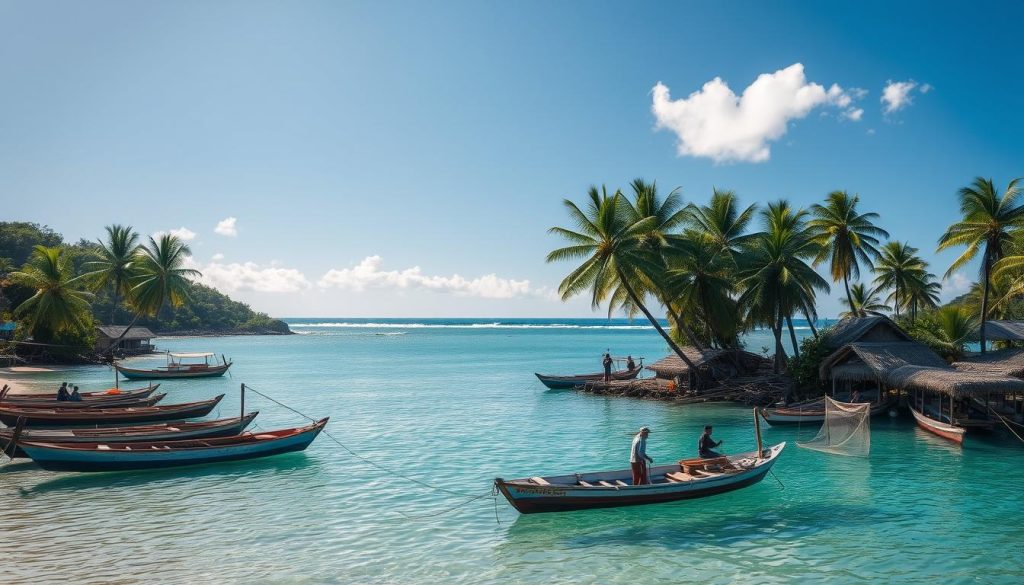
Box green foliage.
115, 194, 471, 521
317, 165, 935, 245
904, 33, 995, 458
0, 222, 63, 266
786, 327, 833, 390
10, 246, 95, 341
900, 306, 978, 361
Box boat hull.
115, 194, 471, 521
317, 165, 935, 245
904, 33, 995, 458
535, 368, 641, 390
0, 412, 259, 458
115, 363, 231, 380
20, 419, 327, 472
759, 398, 895, 426
0, 395, 224, 427
909, 405, 965, 444
1, 393, 165, 410
1, 385, 160, 404
495, 443, 784, 514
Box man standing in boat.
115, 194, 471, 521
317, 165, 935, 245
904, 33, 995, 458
698, 425, 723, 459
602, 352, 613, 382
630, 426, 653, 485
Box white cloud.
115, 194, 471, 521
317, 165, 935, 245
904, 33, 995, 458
919, 83, 933, 94
211, 253, 225, 261
843, 108, 864, 121
153, 227, 197, 241
317, 255, 543, 299
881, 80, 918, 113
941, 271, 973, 301
214, 217, 238, 237
187, 257, 311, 293
867, 128, 876, 135
651, 63, 861, 163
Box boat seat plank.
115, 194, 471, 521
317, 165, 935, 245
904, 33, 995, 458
614, 480, 627, 486
598, 481, 615, 487
577, 480, 593, 487
529, 476, 551, 486
665, 471, 694, 482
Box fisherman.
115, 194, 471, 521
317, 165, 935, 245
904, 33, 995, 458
626, 355, 636, 371
850, 388, 862, 403
69, 386, 82, 402
602, 352, 613, 382
630, 426, 653, 485
698, 425, 723, 459
57, 382, 70, 401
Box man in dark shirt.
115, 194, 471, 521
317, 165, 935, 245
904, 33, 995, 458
602, 353, 613, 382
57, 382, 70, 401
698, 425, 723, 459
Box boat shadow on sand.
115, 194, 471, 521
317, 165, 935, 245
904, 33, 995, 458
3, 452, 321, 498
502, 501, 903, 552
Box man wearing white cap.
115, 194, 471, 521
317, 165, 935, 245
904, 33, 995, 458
630, 427, 653, 485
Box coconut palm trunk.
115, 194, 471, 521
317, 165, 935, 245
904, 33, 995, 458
786, 314, 800, 357
980, 255, 991, 354
617, 269, 706, 385
771, 313, 786, 374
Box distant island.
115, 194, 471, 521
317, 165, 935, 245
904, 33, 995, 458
0, 221, 290, 363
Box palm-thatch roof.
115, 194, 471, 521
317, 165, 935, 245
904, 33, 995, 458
886, 364, 1024, 397
822, 315, 912, 351
647, 348, 765, 379
954, 348, 1024, 378
95, 326, 156, 341
981, 320, 1024, 341
820, 341, 949, 382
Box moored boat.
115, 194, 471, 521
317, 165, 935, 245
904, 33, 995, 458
0, 395, 225, 427
115, 352, 232, 380
909, 403, 965, 444
0, 412, 260, 458
14, 417, 328, 472
535, 367, 641, 390
0, 384, 161, 404
1, 392, 165, 410
759, 396, 896, 426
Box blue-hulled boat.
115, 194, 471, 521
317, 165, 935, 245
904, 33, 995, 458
15, 418, 328, 472
115, 352, 232, 380
0, 395, 224, 427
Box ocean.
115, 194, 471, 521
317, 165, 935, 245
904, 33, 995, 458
1, 318, 1021, 584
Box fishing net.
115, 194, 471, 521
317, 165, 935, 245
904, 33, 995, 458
797, 396, 870, 457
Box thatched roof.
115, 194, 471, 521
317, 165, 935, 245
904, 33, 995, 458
95, 326, 156, 341
823, 316, 912, 351
982, 320, 1024, 341
954, 348, 1024, 378
820, 341, 948, 381
887, 364, 1024, 397
647, 348, 764, 377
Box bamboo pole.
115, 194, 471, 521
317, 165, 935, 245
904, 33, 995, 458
754, 408, 764, 459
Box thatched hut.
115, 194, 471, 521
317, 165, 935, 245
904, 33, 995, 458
822, 315, 914, 351
980, 320, 1024, 342
954, 348, 1024, 378
94, 326, 156, 354
819, 341, 948, 386
647, 348, 765, 387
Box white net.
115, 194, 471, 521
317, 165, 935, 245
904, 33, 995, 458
797, 396, 871, 457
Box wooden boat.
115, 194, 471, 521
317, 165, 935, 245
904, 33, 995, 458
495, 442, 785, 514
0, 392, 166, 410
13, 418, 328, 472
759, 396, 896, 426
909, 404, 965, 444
0, 395, 224, 427
0, 412, 259, 458
0, 384, 160, 404
535, 367, 642, 390
115, 352, 232, 380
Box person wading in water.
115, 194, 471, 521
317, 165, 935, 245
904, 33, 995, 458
630, 426, 653, 485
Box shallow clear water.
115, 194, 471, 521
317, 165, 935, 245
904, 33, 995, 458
2, 319, 1021, 584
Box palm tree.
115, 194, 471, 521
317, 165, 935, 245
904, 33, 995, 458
103, 234, 201, 353
839, 283, 890, 318
737, 201, 829, 372
937, 177, 1024, 353
84, 224, 140, 324
684, 188, 758, 257
0, 257, 14, 315
10, 246, 94, 339
904, 270, 941, 322
873, 241, 926, 319
911, 305, 978, 360
547, 186, 705, 378
808, 191, 889, 310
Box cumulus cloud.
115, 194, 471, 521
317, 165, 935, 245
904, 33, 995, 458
941, 272, 973, 301
881, 80, 928, 114
195, 259, 311, 293
153, 227, 197, 241
317, 255, 543, 299
843, 108, 864, 121
214, 217, 238, 237
651, 63, 862, 163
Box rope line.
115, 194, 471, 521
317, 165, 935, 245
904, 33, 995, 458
985, 404, 1024, 444
396, 490, 495, 520
242, 384, 484, 497
769, 469, 785, 490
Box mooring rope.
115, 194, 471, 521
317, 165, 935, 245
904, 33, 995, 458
984, 404, 1024, 444
242, 384, 485, 497
769, 469, 785, 490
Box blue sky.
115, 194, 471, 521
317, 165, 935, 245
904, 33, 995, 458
2, 1, 1022, 318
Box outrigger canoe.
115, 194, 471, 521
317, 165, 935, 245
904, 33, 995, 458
115, 352, 232, 380
0, 395, 224, 427
12, 418, 328, 472
0, 412, 260, 458
495, 443, 785, 514
535, 367, 642, 390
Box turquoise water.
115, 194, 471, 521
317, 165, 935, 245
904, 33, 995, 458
1, 319, 1022, 584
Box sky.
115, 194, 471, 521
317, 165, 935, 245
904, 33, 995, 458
2, 1, 1023, 318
